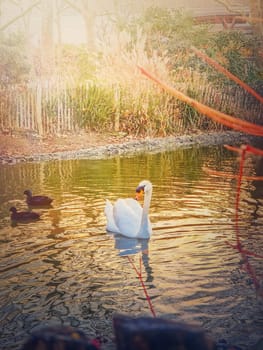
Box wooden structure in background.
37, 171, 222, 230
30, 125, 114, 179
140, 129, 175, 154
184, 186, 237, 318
194, 13, 251, 31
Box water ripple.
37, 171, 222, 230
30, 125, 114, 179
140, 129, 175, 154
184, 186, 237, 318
0, 147, 262, 349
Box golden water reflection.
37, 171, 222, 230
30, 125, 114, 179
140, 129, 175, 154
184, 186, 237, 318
0, 145, 262, 350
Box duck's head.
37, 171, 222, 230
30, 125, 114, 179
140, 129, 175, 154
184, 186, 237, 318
9, 207, 17, 213
24, 190, 32, 197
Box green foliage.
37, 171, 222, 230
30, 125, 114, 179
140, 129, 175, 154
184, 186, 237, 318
141, 7, 194, 38
56, 45, 97, 83
136, 7, 261, 90
71, 84, 115, 130
0, 32, 30, 85
138, 7, 211, 54
204, 31, 262, 88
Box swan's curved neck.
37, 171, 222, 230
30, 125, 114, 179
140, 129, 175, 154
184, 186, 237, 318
140, 187, 152, 231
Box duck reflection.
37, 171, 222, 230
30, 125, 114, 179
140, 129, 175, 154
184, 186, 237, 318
110, 234, 154, 283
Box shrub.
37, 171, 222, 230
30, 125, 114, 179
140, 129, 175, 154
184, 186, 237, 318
0, 32, 30, 86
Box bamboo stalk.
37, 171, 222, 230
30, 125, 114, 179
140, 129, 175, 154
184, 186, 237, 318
36, 83, 43, 136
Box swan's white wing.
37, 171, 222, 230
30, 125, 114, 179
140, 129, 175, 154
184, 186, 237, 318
105, 180, 153, 238
113, 198, 142, 238
104, 199, 120, 233
122, 198, 142, 217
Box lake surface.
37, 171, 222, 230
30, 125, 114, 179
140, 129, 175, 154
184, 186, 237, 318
0, 145, 262, 350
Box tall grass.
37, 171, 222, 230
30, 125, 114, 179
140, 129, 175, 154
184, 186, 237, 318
70, 84, 115, 131
74, 27, 221, 137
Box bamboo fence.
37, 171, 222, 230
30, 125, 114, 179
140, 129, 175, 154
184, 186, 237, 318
0, 81, 78, 136
0, 81, 262, 136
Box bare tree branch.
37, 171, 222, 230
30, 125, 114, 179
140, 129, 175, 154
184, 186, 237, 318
214, 0, 242, 14
63, 0, 83, 14
0, 0, 40, 31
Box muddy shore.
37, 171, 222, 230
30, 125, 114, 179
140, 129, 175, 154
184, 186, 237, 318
0, 131, 255, 164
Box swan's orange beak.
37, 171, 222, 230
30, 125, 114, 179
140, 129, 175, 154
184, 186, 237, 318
135, 191, 143, 200
135, 186, 144, 200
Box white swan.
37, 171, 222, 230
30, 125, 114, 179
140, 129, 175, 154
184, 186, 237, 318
104, 180, 152, 238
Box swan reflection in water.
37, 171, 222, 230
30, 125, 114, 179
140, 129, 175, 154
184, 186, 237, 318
110, 234, 154, 283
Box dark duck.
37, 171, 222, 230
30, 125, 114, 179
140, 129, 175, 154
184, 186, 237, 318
24, 190, 53, 206
10, 207, 40, 222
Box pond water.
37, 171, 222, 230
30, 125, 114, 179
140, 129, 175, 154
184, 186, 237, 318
0, 145, 262, 350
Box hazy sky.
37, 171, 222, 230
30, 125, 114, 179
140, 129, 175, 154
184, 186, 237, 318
58, 14, 86, 44
1, 2, 87, 44
1, 0, 250, 45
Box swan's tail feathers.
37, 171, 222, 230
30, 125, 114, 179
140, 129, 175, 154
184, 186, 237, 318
104, 199, 120, 234
105, 199, 112, 213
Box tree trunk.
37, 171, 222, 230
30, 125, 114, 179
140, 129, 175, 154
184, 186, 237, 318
41, 0, 54, 76
84, 12, 96, 50
64, 0, 97, 50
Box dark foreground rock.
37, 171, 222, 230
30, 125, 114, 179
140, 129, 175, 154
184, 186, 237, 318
21, 314, 259, 350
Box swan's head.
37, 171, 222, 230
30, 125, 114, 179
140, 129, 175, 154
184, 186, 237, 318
136, 180, 152, 200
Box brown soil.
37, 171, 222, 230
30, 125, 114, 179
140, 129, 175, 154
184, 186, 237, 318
0, 131, 136, 158
0, 130, 253, 164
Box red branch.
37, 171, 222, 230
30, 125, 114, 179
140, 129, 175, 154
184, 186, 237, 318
138, 66, 263, 136
138, 65, 263, 297
191, 46, 263, 104
226, 241, 263, 259
202, 166, 263, 180
232, 146, 262, 293
224, 144, 263, 156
